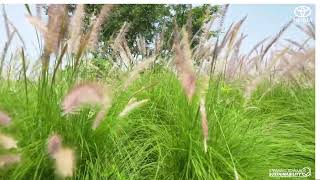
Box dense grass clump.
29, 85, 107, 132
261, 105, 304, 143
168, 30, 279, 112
0, 70, 314, 179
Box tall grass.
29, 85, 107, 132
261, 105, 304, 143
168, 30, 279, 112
0, 4, 315, 179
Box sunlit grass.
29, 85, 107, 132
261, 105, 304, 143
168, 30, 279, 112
0, 70, 314, 179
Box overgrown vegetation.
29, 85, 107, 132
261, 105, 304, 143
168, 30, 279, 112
0, 4, 315, 179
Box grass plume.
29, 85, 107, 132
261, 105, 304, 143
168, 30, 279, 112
173, 26, 196, 101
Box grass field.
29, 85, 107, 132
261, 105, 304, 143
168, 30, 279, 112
0, 4, 315, 180
0, 70, 314, 179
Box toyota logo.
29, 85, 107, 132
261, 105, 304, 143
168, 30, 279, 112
294, 6, 311, 18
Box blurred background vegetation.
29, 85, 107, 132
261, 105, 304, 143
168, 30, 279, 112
43, 4, 219, 55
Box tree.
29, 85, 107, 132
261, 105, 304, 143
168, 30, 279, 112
83, 4, 219, 54
43, 4, 220, 55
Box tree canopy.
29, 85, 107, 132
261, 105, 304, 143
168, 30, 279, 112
83, 5, 219, 53
44, 4, 220, 55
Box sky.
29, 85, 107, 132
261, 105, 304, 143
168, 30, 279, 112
224, 4, 315, 53
0, 4, 316, 61
0, 5, 39, 60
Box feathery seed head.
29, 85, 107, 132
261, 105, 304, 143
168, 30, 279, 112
62, 82, 111, 114
0, 154, 21, 168
47, 134, 62, 156
200, 98, 208, 153
173, 26, 196, 102
53, 148, 75, 178
0, 133, 17, 149
0, 111, 11, 126
88, 5, 114, 49
119, 99, 149, 118
47, 134, 76, 178
69, 4, 85, 54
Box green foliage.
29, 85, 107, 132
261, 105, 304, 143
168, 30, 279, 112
83, 4, 219, 53
0, 69, 314, 179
